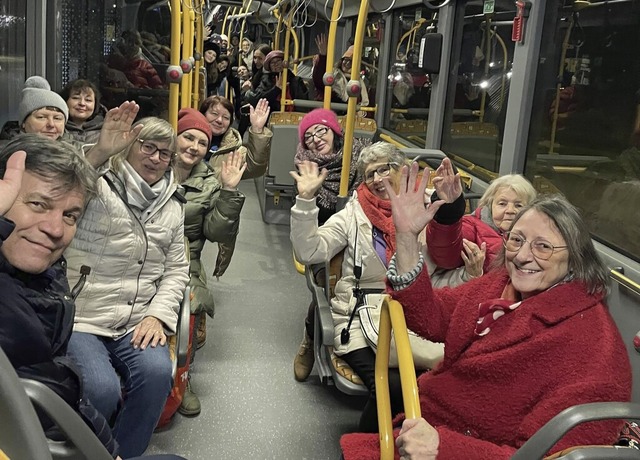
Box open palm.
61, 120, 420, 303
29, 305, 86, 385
289, 160, 328, 200
0, 151, 25, 215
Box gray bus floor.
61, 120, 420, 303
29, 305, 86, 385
147, 179, 366, 459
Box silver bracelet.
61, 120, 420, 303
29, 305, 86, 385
387, 251, 425, 291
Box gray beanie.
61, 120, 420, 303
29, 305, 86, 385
18, 76, 69, 124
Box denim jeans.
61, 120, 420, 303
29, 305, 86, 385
67, 331, 173, 458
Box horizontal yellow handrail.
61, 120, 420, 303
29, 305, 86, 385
610, 269, 640, 296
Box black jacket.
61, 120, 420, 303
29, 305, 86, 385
0, 216, 119, 457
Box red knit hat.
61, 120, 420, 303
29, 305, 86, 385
177, 108, 213, 144
298, 108, 343, 144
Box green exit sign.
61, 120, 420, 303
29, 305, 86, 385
483, 0, 495, 14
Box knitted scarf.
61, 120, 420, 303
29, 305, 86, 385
356, 183, 395, 264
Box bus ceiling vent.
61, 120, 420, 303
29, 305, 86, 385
347, 80, 361, 97
323, 72, 335, 86
166, 66, 184, 83
180, 59, 193, 74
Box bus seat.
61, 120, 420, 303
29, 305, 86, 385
0, 347, 54, 460
306, 258, 368, 396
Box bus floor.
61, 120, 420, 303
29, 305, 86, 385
146, 179, 366, 459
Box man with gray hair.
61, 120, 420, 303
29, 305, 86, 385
0, 134, 121, 456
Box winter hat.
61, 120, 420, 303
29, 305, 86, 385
342, 45, 355, 59
298, 108, 343, 144
178, 108, 213, 144
203, 41, 220, 56
219, 34, 229, 43
18, 76, 69, 124
263, 50, 285, 72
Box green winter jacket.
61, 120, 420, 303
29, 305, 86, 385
182, 161, 245, 316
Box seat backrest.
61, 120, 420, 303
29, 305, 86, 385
0, 347, 53, 460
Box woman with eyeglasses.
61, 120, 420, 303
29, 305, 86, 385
426, 165, 537, 277
63, 107, 190, 458
290, 142, 478, 433
291, 108, 371, 382
198, 95, 272, 180
341, 169, 631, 459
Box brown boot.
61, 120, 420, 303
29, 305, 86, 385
293, 329, 314, 382
196, 313, 206, 349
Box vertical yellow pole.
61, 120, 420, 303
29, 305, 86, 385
168, 0, 181, 131
239, 0, 253, 50
279, 12, 293, 112
192, 0, 203, 109
221, 6, 231, 36
289, 27, 299, 75
338, 0, 369, 198
274, 10, 283, 51
323, 0, 342, 109
180, 0, 192, 108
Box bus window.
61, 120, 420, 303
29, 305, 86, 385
526, 1, 640, 261
441, 3, 515, 176
383, 6, 435, 142
0, 0, 26, 131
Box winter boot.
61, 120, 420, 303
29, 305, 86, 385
178, 377, 201, 417
293, 329, 314, 382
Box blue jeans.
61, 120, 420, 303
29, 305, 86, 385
68, 331, 173, 458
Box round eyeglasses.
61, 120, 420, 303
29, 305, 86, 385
503, 232, 568, 260
138, 139, 173, 162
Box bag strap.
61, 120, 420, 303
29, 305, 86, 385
341, 227, 362, 345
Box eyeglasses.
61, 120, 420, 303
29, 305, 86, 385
304, 127, 330, 144
207, 110, 231, 122
364, 163, 397, 183
138, 139, 173, 162
503, 232, 568, 260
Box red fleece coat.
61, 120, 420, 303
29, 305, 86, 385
427, 207, 503, 271
340, 268, 631, 460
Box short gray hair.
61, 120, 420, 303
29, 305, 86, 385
111, 117, 176, 173
478, 174, 537, 209
0, 134, 98, 206
356, 141, 408, 177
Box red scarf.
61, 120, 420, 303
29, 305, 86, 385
357, 183, 396, 263
474, 283, 522, 336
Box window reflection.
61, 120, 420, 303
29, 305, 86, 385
528, 1, 640, 261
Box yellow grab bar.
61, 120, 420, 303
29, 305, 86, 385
376, 297, 421, 459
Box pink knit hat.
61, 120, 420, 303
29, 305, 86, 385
298, 108, 343, 144
263, 50, 285, 72
177, 108, 213, 144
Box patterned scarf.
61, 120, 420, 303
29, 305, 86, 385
294, 143, 359, 214
356, 183, 395, 264
474, 282, 522, 336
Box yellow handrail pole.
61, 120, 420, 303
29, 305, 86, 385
225, 7, 238, 100
221, 6, 231, 37
239, 0, 253, 47
376, 298, 394, 459
192, 0, 203, 109
279, 12, 293, 112
188, 7, 196, 106
274, 9, 284, 51
289, 27, 300, 74
396, 19, 426, 61
323, 0, 342, 108
376, 298, 421, 460
168, 0, 181, 130
180, 0, 193, 109
338, 0, 368, 198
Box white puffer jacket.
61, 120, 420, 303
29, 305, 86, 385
290, 192, 471, 356
65, 168, 189, 338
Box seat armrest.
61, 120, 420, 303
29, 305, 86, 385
177, 286, 191, 370
21, 379, 112, 460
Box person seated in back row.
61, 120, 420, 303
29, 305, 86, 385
290, 142, 483, 433
341, 162, 631, 459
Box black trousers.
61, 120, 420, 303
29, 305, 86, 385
341, 346, 404, 433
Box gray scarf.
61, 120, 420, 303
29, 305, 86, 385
119, 160, 170, 219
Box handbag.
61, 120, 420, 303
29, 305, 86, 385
340, 227, 444, 371
357, 292, 444, 370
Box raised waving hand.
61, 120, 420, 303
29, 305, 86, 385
289, 160, 328, 200
431, 157, 462, 203
249, 98, 271, 133
221, 150, 247, 191
86, 101, 142, 167
0, 151, 26, 216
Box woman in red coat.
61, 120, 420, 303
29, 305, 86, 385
340, 163, 631, 459
426, 159, 536, 273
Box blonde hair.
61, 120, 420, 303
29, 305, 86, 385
111, 117, 176, 173
478, 174, 536, 209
